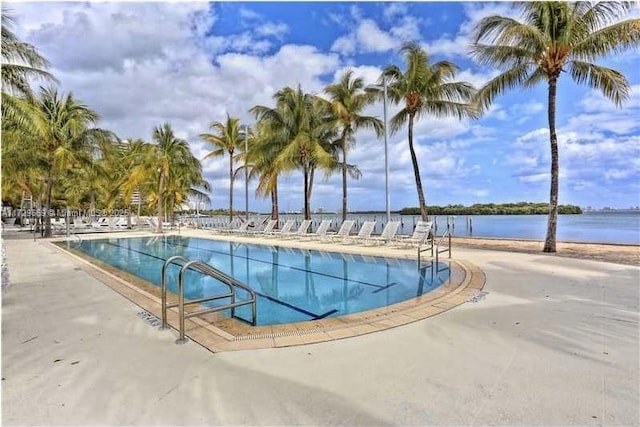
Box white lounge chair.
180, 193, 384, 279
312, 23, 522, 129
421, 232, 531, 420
265, 219, 295, 237
364, 221, 401, 245
395, 221, 433, 247
227, 220, 252, 234
302, 219, 332, 240
246, 219, 277, 235
281, 219, 312, 239
343, 221, 376, 244
325, 220, 355, 243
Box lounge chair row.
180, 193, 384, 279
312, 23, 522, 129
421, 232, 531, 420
217, 218, 434, 247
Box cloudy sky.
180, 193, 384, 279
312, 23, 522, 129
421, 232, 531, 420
7, 1, 640, 212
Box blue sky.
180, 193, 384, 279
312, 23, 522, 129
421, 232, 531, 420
7, 1, 640, 212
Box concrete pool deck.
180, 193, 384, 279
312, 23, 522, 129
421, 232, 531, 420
2, 230, 639, 425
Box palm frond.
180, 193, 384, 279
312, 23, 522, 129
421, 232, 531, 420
572, 19, 640, 59
473, 63, 534, 112
569, 60, 630, 106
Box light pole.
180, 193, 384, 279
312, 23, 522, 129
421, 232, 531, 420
382, 77, 390, 224
244, 124, 249, 221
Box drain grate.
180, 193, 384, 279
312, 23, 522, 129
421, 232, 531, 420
234, 327, 324, 341
137, 310, 162, 328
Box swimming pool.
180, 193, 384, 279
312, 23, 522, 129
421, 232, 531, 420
71, 236, 450, 326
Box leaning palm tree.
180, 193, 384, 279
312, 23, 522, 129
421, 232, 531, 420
470, 1, 639, 252
381, 42, 477, 221
325, 69, 383, 221
200, 115, 245, 224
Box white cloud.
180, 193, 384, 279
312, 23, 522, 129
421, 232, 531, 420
422, 2, 515, 58
355, 20, 397, 53
389, 16, 422, 42
330, 35, 356, 56
383, 3, 409, 20
519, 173, 548, 184
255, 22, 288, 39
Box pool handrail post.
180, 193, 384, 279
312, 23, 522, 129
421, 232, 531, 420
174, 260, 257, 344
176, 260, 202, 344
160, 255, 189, 330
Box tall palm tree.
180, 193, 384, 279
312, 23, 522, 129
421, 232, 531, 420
325, 69, 383, 221
200, 115, 245, 224
152, 123, 209, 233
381, 42, 477, 221
470, 2, 639, 252
10, 87, 107, 237
253, 86, 337, 220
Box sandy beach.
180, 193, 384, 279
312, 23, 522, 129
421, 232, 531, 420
452, 236, 639, 266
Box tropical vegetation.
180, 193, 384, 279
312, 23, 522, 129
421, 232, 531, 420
470, 1, 640, 252
251, 86, 338, 220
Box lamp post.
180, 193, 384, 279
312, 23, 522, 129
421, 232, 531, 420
244, 124, 249, 221
367, 79, 391, 224
382, 77, 390, 224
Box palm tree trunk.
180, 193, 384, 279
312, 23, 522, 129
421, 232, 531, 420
156, 173, 164, 233
44, 161, 55, 238
309, 166, 315, 214
408, 114, 428, 221
303, 167, 310, 220
271, 182, 279, 222
229, 154, 234, 224
544, 77, 560, 253
90, 191, 96, 220
341, 135, 348, 221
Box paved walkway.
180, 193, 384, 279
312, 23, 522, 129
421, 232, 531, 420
2, 234, 638, 426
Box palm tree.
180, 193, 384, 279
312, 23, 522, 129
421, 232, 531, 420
1, 10, 55, 97
9, 87, 107, 237
253, 86, 337, 220
325, 69, 383, 221
470, 2, 639, 252
381, 42, 477, 221
200, 115, 245, 224
113, 138, 161, 224
152, 123, 209, 233
242, 120, 286, 222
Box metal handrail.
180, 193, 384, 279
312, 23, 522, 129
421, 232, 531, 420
434, 227, 452, 264
417, 229, 435, 268
160, 256, 257, 344
160, 256, 189, 330
417, 224, 452, 269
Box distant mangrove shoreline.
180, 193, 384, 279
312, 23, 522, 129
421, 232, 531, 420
395, 202, 583, 216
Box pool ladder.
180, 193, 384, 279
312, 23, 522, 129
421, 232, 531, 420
418, 224, 452, 269
160, 256, 257, 344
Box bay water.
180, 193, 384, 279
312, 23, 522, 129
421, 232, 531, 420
197, 211, 638, 245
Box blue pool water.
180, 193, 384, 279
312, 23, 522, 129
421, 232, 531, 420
70, 236, 450, 326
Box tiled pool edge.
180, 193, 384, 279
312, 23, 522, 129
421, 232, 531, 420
49, 238, 485, 352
